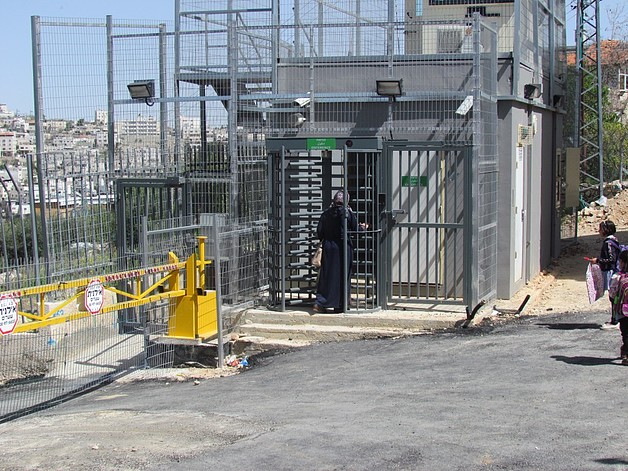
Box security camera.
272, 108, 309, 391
293, 97, 311, 108
289, 113, 307, 128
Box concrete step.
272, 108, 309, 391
237, 322, 431, 342
234, 307, 468, 342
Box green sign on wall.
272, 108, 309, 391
307, 138, 336, 150
402, 176, 428, 187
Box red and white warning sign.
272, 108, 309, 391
0, 294, 19, 335
84, 280, 104, 315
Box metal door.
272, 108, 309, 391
514, 146, 525, 283
380, 143, 470, 308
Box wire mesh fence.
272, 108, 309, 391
11, 0, 566, 281
0, 263, 171, 423
0, 214, 267, 422
19, 2, 563, 293
139, 214, 268, 322
0, 151, 116, 291
6, 8, 500, 308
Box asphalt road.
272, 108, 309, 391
0, 309, 627, 471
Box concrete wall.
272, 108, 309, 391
538, 107, 557, 269
270, 101, 475, 141
276, 58, 476, 95
496, 101, 517, 298
496, 99, 560, 299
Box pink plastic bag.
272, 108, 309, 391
586, 262, 604, 304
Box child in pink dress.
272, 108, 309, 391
608, 250, 628, 365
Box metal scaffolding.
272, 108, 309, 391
575, 0, 604, 200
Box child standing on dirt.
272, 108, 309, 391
608, 250, 628, 365
588, 220, 620, 329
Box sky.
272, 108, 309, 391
0, 0, 624, 116
0, 1, 173, 115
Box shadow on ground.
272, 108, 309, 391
536, 322, 601, 330
595, 458, 628, 466
550, 355, 620, 366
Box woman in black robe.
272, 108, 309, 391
313, 191, 362, 313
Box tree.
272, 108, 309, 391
564, 40, 628, 196
597, 40, 628, 184
603, 118, 628, 183
1, 214, 44, 264
605, 4, 628, 41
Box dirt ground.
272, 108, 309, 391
497, 187, 628, 318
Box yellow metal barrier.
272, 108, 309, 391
168, 236, 218, 340
0, 237, 218, 341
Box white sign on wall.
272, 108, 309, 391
84, 280, 104, 315
0, 294, 19, 335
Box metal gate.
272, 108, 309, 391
268, 139, 471, 311
267, 138, 379, 312
380, 143, 471, 309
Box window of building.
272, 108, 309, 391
620, 70, 628, 92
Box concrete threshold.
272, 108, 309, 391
235, 304, 474, 344
238, 322, 437, 342
162, 302, 501, 365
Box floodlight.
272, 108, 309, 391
524, 83, 542, 100
127, 80, 155, 106
376, 79, 403, 100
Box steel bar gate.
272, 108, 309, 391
380, 143, 470, 309
267, 138, 379, 312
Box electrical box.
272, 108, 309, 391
564, 148, 580, 208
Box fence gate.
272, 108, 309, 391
267, 138, 380, 312
380, 143, 471, 309
115, 177, 189, 333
